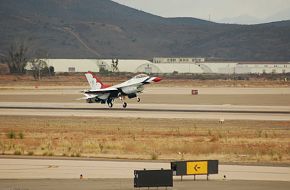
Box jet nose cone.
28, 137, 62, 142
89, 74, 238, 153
153, 77, 162, 82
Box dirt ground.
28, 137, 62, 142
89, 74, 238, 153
0, 179, 289, 190
0, 116, 289, 164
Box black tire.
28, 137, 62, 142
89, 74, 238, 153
137, 97, 141, 102
123, 102, 127, 108
108, 102, 113, 108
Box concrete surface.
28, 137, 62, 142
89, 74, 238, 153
0, 158, 289, 181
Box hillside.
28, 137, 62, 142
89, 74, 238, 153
0, 0, 290, 61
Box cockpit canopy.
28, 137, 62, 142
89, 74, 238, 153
133, 74, 149, 79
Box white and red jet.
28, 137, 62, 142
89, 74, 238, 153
82, 72, 162, 108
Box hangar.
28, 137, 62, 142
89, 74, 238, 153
26, 58, 290, 74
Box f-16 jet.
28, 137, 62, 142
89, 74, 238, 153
81, 72, 162, 108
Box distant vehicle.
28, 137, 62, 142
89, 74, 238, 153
81, 71, 162, 108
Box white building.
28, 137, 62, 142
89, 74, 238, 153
26, 58, 290, 74
235, 62, 290, 74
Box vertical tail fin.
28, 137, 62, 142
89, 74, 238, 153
85, 71, 105, 90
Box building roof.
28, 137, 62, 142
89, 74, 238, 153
238, 62, 290, 65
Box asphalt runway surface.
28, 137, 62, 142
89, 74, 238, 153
1, 87, 290, 106
0, 102, 290, 120
0, 179, 289, 190
1, 94, 290, 106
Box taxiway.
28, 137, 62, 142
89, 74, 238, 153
0, 158, 289, 181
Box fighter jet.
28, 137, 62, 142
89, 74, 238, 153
81, 71, 162, 108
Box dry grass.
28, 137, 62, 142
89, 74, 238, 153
0, 115, 289, 164
0, 74, 289, 88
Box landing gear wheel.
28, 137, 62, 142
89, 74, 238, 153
122, 102, 127, 108
108, 102, 113, 108
137, 97, 141, 102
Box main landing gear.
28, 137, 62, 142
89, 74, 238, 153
108, 96, 141, 109
107, 99, 114, 108
108, 102, 113, 108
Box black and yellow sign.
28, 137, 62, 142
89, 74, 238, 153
186, 161, 208, 175
171, 160, 218, 176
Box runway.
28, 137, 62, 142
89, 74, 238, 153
1, 179, 289, 190
1, 87, 290, 95
0, 158, 289, 181
1, 87, 290, 107
0, 102, 290, 120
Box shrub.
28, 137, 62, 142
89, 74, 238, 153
99, 143, 104, 153
7, 131, 16, 139
28, 151, 34, 156
19, 132, 24, 139
209, 135, 219, 142
150, 152, 159, 160
14, 150, 21, 155
62, 153, 68, 157
0, 141, 4, 154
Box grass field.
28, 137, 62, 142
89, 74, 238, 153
0, 115, 289, 164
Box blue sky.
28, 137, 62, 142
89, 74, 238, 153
112, 0, 290, 24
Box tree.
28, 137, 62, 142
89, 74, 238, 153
3, 42, 29, 74
111, 58, 119, 72
48, 66, 55, 76
99, 66, 109, 74
30, 59, 48, 80
29, 49, 55, 80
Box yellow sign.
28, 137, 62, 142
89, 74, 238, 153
187, 161, 208, 175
